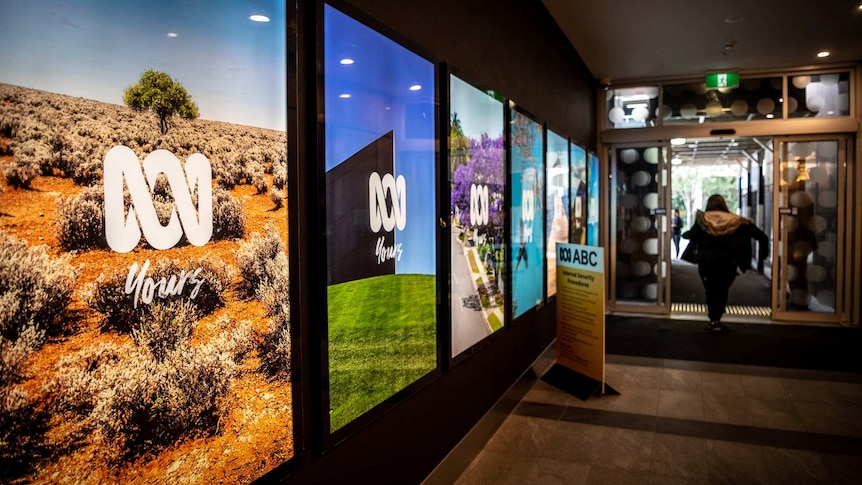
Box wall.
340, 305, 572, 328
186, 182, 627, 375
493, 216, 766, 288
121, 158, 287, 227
280, 0, 596, 483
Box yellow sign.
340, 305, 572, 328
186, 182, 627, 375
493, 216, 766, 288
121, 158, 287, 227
555, 243, 605, 384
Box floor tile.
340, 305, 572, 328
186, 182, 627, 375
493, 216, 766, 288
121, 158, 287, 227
702, 392, 754, 426
540, 421, 605, 464
610, 387, 660, 416
741, 375, 790, 401
794, 401, 862, 437
481, 414, 555, 457
763, 446, 830, 485
523, 457, 590, 485
454, 449, 537, 485
584, 466, 644, 485
820, 452, 862, 484
706, 440, 770, 484
618, 365, 662, 391
523, 380, 571, 406
782, 378, 839, 405
701, 371, 744, 397
747, 397, 807, 431
657, 389, 704, 421
661, 368, 702, 393
594, 427, 654, 472
648, 433, 708, 482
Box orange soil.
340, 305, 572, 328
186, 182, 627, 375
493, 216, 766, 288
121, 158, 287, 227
0, 156, 294, 484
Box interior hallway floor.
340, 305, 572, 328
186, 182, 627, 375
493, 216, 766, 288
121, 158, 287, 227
446, 317, 862, 485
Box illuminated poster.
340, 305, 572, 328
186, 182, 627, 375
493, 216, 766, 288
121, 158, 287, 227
510, 109, 544, 318
587, 151, 600, 246
570, 144, 587, 245
324, 4, 437, 432
449, 75, 505, 357
0, 1, 291, 484
545, 130, 569, 297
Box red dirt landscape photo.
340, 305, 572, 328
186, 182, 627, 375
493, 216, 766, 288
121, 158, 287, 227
1, 81, 294, 484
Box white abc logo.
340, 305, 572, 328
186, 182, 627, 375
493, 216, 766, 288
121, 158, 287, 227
470, 183, 489, 226
104, 145, 213, 253
369, 171, 406, 233
522, 189, 535, 221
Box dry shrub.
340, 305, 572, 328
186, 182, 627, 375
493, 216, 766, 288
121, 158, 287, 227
50, 319, 253, 459
0, 231, 78, 339
131, 300, 197, 362
1, 325, 51, 480
235, 224, 291, 377
212, 186, 246, 240
56, 186, 107, 250
2, 161, 38, 189
269, 186, 284, 209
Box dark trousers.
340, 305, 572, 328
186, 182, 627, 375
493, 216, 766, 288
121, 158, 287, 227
672, 233, 681, 257
698, 263, 737, 322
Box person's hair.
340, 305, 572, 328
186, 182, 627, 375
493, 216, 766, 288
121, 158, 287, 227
705, 194, 730, 212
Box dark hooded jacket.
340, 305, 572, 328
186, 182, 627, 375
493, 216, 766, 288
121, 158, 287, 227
682, 210, 768, 272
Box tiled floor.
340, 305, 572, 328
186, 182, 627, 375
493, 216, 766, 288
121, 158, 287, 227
454, 354, 862, 484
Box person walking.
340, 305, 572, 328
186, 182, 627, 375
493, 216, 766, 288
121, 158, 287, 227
671, 208, 683, 258
682, 194, 768, 332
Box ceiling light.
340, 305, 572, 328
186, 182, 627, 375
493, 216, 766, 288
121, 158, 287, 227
167, 32, 178, 38
339, 93, 351, 99
340, 58, 354, 65
250, 14, 270, 22
409, 84, 422, 91
817, 51, 830, 58
724, 16, 744, 23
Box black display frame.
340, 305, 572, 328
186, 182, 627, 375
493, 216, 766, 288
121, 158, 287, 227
443, 62, 512, 368
315, 0, 444, 448
507, 103, 547, 323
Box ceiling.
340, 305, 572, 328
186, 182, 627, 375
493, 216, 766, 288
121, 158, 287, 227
541, 0, 862, 84
541, 0, 861, 166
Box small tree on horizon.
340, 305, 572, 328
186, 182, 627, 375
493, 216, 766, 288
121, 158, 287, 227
123, 69, 199, 135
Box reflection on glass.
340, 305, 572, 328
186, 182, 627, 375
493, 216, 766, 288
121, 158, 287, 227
324, 4, 437, 432
615, 146, 660, 303
663, 77, 782, 124
510, 110, 544, 318
788, 72, 851, 118
587, 152, 600, 246
606, 86, 659, 128
570, 144, 587, 245
546, 130, 569, 297
778, 141, 839, 313
449, 74, 506, 357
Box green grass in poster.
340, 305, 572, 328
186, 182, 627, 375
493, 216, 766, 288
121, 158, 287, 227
328, 274, 436, 431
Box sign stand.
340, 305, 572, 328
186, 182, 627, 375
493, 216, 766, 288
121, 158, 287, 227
541, 363, 618, 401
543, 243, 618, 401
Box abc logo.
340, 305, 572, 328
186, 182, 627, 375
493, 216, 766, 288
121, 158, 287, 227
104, 145, 213, 253
470, 184, 489, 226
522, 189, 535, 222
369, 171, 406, 233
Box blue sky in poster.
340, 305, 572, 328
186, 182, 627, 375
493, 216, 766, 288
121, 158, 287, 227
450, 75, 503, 140
324, 5, 436, 276
0, 0, 286, 131
510, 111, 544, 318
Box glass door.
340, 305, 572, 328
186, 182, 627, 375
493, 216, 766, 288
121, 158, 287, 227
609, 143, 671, 314
773, 136, 849, 323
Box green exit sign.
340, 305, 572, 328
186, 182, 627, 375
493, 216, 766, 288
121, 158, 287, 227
706, 72, 739, 89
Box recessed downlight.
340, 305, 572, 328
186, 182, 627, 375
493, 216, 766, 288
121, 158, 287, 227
724, 16, 744, 23
340, 58, 354, 65
167, 32, 178, 38
250, 14, 270, 22
339, 93, 351, 99
817, 50, 831, 58
409, 84, 422, 91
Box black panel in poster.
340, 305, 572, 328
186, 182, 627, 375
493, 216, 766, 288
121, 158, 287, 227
0, 1, 292, 483
326, 131, 396, 284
